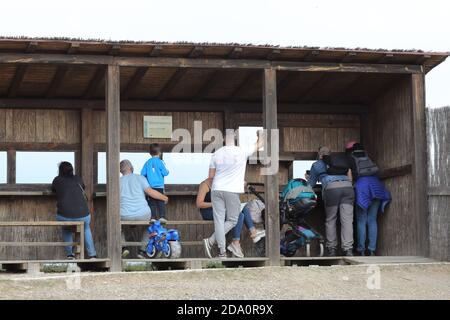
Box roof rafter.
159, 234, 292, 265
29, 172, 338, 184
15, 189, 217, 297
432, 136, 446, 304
121, 67, 148, 100
228, 70, 261, 101
45, 43, 80, 98
83, 66, 106, 99
296, 74, 328, 103
6, 42, 38, 98
156, 47, 204, 101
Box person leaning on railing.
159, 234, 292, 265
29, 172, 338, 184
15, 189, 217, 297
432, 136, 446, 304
52, 161, 97, 260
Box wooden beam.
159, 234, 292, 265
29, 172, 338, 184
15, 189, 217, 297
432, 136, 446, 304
297, 74, 327, 102
81, 108, 95, 228
7, 149, 16, 184
0, 98, 369, 114
7, 65, 27, 98
378, 164, 412, 180
6, 42, 38, 98
25, 42, 38, 53
45, 65, 68, 98
94, 142, 210, 153
303, 50, 320, 62
341, 52, 357, 63
67, 42, 80, 54
109, 44, 121, 56
106, 64, 121, 272
378, 53, 396, 64
262, 68, 280, 266
149, 45, 163, 57
228, 47, 243, 59
228, 71, 260, 101
0, 142, 79, 151
192, 71, 221, 101
0, 53, 425, 73
267, 49, 281, 60
156, 47, 205, 100
414, 54, 431, 65
83, 66, 105, 99
157, 69, 187, 100
332, 74, 365, 104
121, 67, 148, 100
411, 73, 428, 256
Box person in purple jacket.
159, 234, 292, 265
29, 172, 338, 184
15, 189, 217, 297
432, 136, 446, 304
346, 141, 391, 256
141, 143, 169, 222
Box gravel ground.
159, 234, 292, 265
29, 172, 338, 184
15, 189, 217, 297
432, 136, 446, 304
0, 263, 449, 300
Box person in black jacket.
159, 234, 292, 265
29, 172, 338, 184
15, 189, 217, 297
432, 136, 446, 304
52, 161, 97, 260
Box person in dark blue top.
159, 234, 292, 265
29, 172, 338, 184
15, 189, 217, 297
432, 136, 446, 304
306, 146, 355, 257
141, 143, 169, 221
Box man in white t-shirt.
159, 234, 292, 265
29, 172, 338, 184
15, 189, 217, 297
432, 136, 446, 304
203, 129, 264, 258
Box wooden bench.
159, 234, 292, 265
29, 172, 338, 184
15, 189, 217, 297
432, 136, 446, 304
120, 220, 213, 247
0, 221, 85, 259
123, 257, 269, 270
0, 259, 110, 273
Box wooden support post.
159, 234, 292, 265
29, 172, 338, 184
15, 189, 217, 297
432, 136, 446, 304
7, 149, 16, 184
81, 108, 95, 227
106, 65, 121, 272
262, 69, 280, 266
411, 73, 429, 256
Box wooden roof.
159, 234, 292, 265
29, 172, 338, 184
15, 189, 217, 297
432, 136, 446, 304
0, 38, 448, 104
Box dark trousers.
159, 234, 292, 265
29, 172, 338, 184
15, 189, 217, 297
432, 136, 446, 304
146, 188, 166, 219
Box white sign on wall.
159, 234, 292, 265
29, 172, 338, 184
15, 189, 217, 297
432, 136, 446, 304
143, 115, 172, 138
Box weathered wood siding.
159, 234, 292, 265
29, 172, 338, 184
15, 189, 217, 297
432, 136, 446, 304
364, 77, 421, 256
0, 108, 80, 144
427, 107, 450, 261
92, 110, 223, 145
236, 112, 360, 153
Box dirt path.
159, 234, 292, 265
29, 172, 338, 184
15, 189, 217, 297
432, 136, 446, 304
0, 263, 449, 300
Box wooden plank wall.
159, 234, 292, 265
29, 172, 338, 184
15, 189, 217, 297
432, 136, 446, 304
92, 110, 223, 145
0, 108, 80, 260
364, 76, 421, 256
427, 107, 450, 261
0, 107, 365, 260
0, 108, 80, 145
237, 112, 360, 153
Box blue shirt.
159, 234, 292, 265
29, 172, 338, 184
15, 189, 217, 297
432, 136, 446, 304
120, 174, 151, 219
307, 160, 349, 189
141, 156, 169, 188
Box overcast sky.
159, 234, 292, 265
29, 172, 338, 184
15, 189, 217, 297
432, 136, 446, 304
1, 0, 449, 107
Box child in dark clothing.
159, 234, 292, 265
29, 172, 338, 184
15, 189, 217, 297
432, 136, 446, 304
141, 143, 169, 221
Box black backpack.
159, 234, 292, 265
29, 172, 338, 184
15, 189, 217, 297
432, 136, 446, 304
322, 153, 351, 175
351, 151, 379, 177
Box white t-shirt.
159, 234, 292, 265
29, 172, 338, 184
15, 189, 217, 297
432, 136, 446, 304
209, 145, 254, 193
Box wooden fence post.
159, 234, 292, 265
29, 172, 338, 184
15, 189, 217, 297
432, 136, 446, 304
81, 108, 95, 232
106, 65, 121, 272
262, 68, 280, 266
411, 73, 429, 257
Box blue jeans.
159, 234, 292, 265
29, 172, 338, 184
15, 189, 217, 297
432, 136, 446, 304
200, 208, 214, 221
233, 206, 255, 241
56, 214, 97, 257
356, 199, 381, 252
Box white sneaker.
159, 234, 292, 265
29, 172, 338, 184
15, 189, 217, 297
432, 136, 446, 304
252, 229, 266, 244
203, 238, 213, 259
227, 242, 244, 258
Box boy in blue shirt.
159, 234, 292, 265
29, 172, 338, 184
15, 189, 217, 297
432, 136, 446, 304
141, 143, 169, 221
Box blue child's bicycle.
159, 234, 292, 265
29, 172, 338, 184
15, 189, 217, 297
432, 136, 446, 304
145, 220, 182, 259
